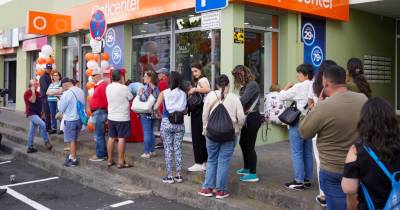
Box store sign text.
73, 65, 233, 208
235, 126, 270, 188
296, 0, 332, 9
91, 0, 139, 18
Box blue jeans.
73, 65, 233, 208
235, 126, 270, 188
27, 115, 50, 148
202, 137, 236, 192
48, 100, 58, 130
141, 117, 155, 153
92, 109, 107, 158
289, 124, 313, 182
319, 170, 347, 210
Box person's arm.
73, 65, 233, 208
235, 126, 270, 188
240, 82, 259, 108
189, 78, 210, 95
278, 83, 298, 101
29, 88, 37, 103
202, 94, 211, 135
341, 145, 359, 210
154, 91, 164, 111
299, 104, 323, 139
58, 93, 69, 113
236, 96, 246, 128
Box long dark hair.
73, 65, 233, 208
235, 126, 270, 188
313, 60, 337, 96
169, 71, 184, 91
231, 65, 255, 90
190, 61, 205, 83
358, 97, 400, 162
347, 58, 372, 98
215, 74, 229, 100
144, 70, 158, 86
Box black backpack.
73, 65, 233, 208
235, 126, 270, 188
206, 92, 235, 143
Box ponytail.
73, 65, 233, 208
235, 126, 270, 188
347, 58, 372, 98
215, 74, 230, 101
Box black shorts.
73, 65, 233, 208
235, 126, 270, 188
108, 120, 131, 138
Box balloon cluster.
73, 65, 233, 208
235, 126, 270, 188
84, 52, 111, 133
35, 45, 56, 79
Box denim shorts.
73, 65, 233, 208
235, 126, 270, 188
64, 120, 82, 142
108, 120, 131, 138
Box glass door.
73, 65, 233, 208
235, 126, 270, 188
4, 58, 17, 109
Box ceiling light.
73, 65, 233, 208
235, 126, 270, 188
244, 22, 250, 25
143, 22, 149, 25
141, 30, 147, 33
188, 14, 195, 17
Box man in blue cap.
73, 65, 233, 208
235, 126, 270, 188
39, 63, 53, 134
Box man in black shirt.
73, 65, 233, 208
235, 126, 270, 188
39, 64, 53, 134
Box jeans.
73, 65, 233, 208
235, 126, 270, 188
203, 137, 236, 192
289, 124, 313, 182
239, 112, 262, 174
141, 117, 155, 153
48, 101, 58, 130
319, 170, 347, 210
27, 115, 50, 148
92, 109, 107, 158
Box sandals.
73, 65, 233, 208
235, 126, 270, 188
117, 161, 133, 169
107, 161, 115, 167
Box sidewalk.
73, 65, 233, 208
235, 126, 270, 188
0, 108, 322, 210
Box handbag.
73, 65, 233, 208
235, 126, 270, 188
187, 93, 203, 112
131, 94, 156, 114
168, 111, 184, 124
278, 101, 301, 126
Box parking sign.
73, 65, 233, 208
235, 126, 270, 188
195, 0, 228, 13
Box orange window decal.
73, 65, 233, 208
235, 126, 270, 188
27, 11, 71, 35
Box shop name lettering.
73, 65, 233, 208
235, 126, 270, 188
278, 0, 333, 9
92, 0, 139, 18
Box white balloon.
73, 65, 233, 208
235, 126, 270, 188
39, 52, 49, 59
88, 76, 94, 83
41, 45, 53, 56
52, 64, 56, 70
87, 60, 98, 69
36, 75, 41, 81
35, 64, 41, 70
41, 64, 47, 69
100, 60, 109, 70
88, 88, 94, 96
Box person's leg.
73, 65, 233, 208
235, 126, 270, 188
107, 138, 115, 164
303, 136, 314, 182
33, 115, 50, 144
141, 117, 152, 154
70, 141, 77, 160
117, 138, 126, 165
173, 124, 185, 175
190, 109, 207, 164
312, 136, 325, 197
163, 122, 174, 177
239, 125, 250, 170
42, 98, 51, 131
149, 119, 155, 153
202, 137, 219, 190
243, 112, 261, 174
92, 110, 107, 159
48, 101, 57, 130
319, 170, 347, 210
288, 125, 305, 183
27, 116, 36, 149
216, 138, 236, 192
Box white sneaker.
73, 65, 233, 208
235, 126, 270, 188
188, 164, 204, 172
202, 162, 207, 171
141, 153, 151, 159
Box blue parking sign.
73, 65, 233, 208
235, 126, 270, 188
195, 0, 228, 13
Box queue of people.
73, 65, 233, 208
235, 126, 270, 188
22, 57, 399, 208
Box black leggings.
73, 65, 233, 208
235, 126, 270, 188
190, 107, 208, 164
239, 112, 262, 174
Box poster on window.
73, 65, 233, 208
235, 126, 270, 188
301, 16, 326, 72
104, 24, 124, 69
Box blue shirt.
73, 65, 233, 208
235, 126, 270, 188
59, 87, 85, 121
47, 82, 61, 101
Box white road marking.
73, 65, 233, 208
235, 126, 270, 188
0, 160, 12, 165
110, 200, 135, 208
1, 177, 59, 188
6, 187, 51, 210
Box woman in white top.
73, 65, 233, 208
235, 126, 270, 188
278, 64, 314, 191
198, 74, 246, 199
154, 71, 187, 184
307, 60, 337, 207
46, 71, 62, 134
187, 62, 210, 172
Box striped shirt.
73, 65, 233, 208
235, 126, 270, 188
47, 82, 61, 101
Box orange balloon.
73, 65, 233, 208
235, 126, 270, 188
85, 69, 93, 77
101, 53, 110, 61
93, 54, 99, 61
87, 122, 94, 133
37, 69, 45, 76
85, 53, 94, 61
86, 108, 92, 117
86, 82, 95, 90
37, 58, 46, 65
45, 57, 54, 64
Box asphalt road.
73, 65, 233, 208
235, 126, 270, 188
0, 155, 197, 210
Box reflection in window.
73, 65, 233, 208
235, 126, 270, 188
62, 36, 79, 81
133, 19, 171, 36
132, 35, 171, 82
175, 30, 220, 81
176, 14, 201, 30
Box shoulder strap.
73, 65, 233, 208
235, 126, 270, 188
209, 91, 221, 113
363, 145, 392, 179
247, 96, 259, 113
360, 182, 376, 210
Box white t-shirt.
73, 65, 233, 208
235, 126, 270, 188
308, 79, 319, 103
164, 88, 187, 113
278, 80, 312, 115
106, 82, 133, 122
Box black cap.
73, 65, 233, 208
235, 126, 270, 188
45, 64, 53, 70
60, 77, 73, 86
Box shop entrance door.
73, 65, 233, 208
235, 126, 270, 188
244, 29, 278, 112
396, 19, 400, 114
4, 57, 17, 109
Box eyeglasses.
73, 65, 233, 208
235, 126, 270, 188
53, 75, 59, 77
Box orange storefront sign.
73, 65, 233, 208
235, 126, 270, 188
27, 11, 71, 35
234, 0, 349, 21
61, 0, 348, 32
